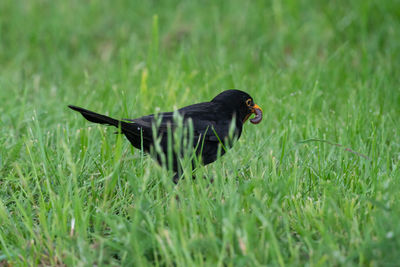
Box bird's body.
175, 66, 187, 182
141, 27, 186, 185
69, 90, 262, 182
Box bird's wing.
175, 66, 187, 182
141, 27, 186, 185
122, 102, 239, 143
179, 102, 240, 142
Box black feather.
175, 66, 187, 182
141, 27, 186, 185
68, 105, 119, 127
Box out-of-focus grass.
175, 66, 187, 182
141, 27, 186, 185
1, 0, 400, 265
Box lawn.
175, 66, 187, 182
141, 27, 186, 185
1, 0, 400, 265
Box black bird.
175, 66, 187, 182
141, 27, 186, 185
68, 89, 262, 182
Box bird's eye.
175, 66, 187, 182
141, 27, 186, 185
246, 99, 252, 106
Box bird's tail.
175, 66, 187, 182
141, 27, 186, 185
68, 105, 120, 127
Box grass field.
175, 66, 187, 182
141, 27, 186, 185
1, 0, 400, 265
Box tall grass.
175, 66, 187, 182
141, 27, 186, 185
1, 0, 399, 265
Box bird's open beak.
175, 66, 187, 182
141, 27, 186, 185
243, 104, 263, 124
250, 104, 263, 124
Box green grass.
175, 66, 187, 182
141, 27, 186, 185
1, 0, 400, 265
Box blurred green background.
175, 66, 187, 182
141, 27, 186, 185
1, 0, 400, 265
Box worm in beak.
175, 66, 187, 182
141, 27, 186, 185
250, 104, 262, 124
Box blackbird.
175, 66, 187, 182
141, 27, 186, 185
68, 89, 262, 182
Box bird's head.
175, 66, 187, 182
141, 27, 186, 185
211, 90, 263, 124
